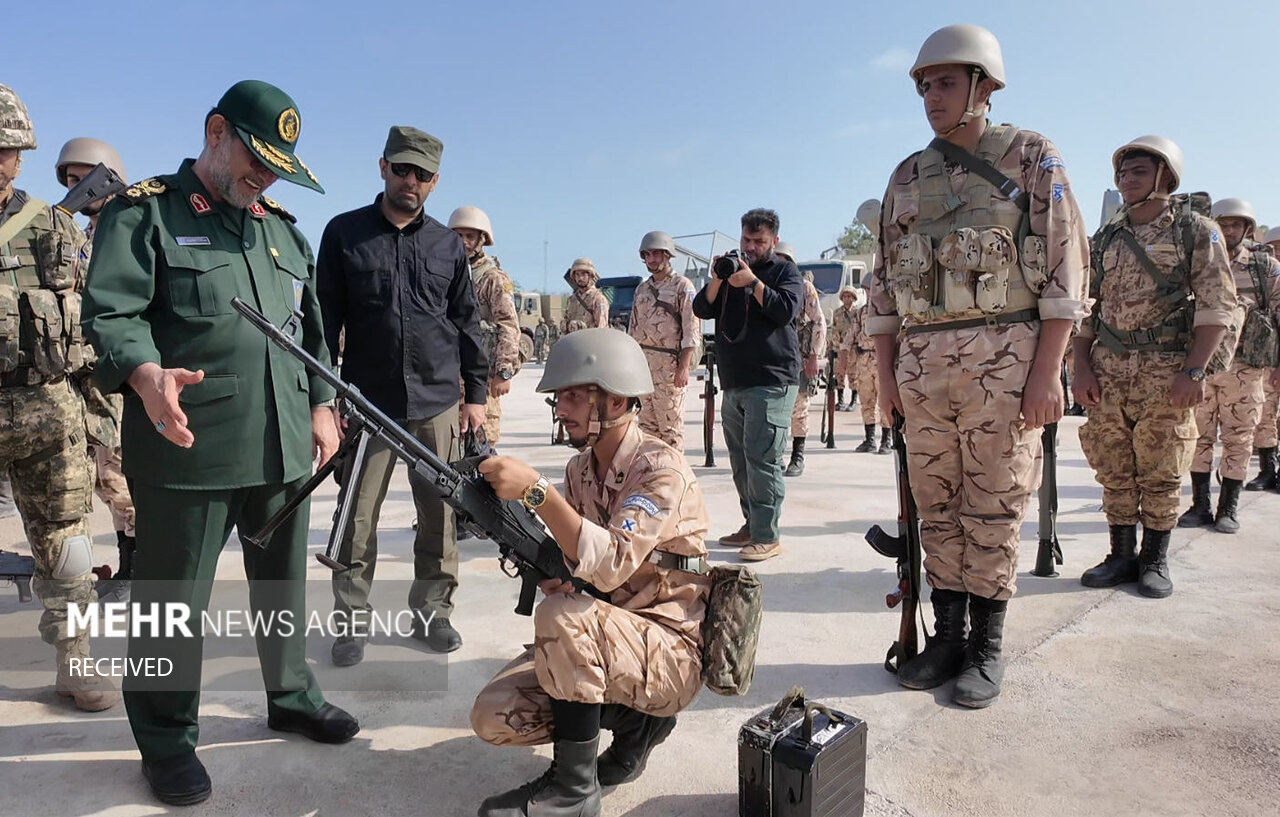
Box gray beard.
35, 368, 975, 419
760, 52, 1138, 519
207, 138, 258, 209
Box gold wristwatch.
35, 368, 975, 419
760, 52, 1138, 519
521, 475, 551, 510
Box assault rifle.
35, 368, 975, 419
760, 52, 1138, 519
864, 414, 923, 673
0, 551, 34, 602
699, 333, 718, 467
54, 162, 126, 218
234, 298, 605, 616
1031, 422, 1064, 577
819, 349, 837, 449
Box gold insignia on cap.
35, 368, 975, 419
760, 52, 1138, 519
297, 156, 319, 185
250, 134, 296, 173
277, 108, 301, 144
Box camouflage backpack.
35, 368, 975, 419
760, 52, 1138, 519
701, 564, 762, 696
1090, 192, 1242, 373
1235, 242, 1279, 369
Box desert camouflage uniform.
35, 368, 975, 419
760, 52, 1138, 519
628, 272, 700, 450
830, 301, 856, 392
1191, 244, 1280, 480
470, 422, 711, 746
562, 285, 608, 334
1078, 206, 1235, 529
846, 303, 879, 426
469, 253, 521, 445
788, 279, 827, 438
533, 319, 550, 363
868, 126, 1089, 600
0, 190, 98, 656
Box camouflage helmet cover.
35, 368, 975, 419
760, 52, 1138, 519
56, 137, 127, 186
537, 328, 654, 397
0, 83, 36, 150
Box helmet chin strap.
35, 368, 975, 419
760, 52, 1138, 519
937, 70, 987, 139
579, 387, 637, 449
1118, 159, 1172, 210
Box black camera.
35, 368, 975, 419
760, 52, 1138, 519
714, 250, 743, 280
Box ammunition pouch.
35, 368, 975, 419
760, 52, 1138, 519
0, 281, 19, 376
35, 230, 78, 291
887, 233, 935, 319
1237, 305, 1277, 369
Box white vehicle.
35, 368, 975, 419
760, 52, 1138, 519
797, 258, 870, 320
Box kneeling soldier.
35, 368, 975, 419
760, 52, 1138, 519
472, 328, 711, 816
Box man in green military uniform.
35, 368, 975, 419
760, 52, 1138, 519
0, 84, 117, 713
82, 80, 358, 807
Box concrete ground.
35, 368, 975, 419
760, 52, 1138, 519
2, 364, 1278, 817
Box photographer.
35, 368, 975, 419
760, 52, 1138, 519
692, 208, 803, 561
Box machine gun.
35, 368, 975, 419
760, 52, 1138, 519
0, 551, 34, 602
1031, 421, 1064, 577
234, 298, 605, 616
819, 348, 837, 449
54, 162, 126, 218
699, 333, 718, 468
864, 415, 923, 673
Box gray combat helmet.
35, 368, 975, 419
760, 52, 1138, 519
537, 328, 654, 397
56, 137, 127, 185
639, 230, 676, 257
0, 84, 37, 149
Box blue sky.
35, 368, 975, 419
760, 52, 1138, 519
8, 1, 1277, 292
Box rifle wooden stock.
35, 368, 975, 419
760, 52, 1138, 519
1032, 421, 1064, 577
700, 335, 717, 468
864, 415, 922, 673
823, 349, 837, 449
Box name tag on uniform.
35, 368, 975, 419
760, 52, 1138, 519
175, 236, 211, 246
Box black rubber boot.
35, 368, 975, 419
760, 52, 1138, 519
1176, 471, 1214, 527
478, 735, 602, 817
597, 705, 677, 786
836, 389, 846, 411
854, 424, 877, 453
1080, 525, 1139, 587
1214, 477, 1243, 534
1137, 528, 1173, 599
952, 594, 1008, 709
876, 426, 893, 454
784, 437, 806, 477
897, 589, 968, 690
1246, 448, 1277, 491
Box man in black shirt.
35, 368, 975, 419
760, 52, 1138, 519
692, 208, 802, 561
317, 126, 487, 663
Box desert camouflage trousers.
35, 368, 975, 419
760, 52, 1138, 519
0, 379, 97, 651
470, 593, 702, 746
91, 443, 135, 536
854, 348, 879, 425
789, 376, 818, 438
1192, 361, 1265, 481
638, 349, 688, 450
1079, 348, 1194, 531
834, 349, 856, 390
484, 392, 503, 446
896, 324, 1041, 601
1255, 377, 1280, 449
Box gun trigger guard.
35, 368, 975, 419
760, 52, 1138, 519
499, 557, 520, 578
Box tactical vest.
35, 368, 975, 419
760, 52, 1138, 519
1235, 242, 1278, 368
469, 254, 502, 362
886, 125, 1046, 334
0, 196, 91, 387
636, 275, 685, 356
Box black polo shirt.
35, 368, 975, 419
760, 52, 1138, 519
317, 196, 488, 422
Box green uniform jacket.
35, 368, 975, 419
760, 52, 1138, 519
81, 160, 336, 490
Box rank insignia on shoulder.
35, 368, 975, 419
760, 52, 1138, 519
122, 177, 168, 203
249, 202, 268, 217
257, 195, 296, 223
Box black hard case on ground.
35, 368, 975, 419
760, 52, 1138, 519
738, 687, 867, 817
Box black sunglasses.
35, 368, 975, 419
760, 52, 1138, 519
389, 163, 434, 182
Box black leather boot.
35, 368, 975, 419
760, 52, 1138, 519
952, 594, 1008, 709
1245, 447, 1277, 491
1137, 528, 1173, 599
1176, 471, 1214, 527
1080, 525, 1139, 587
897, 589, 967, 690
876, 426, 893, 454
597, 705, 677, 786
784, 437, 806, 477
854, 424, 877, 453
478, 735, 602, 816
96, 532, 136, 603
1214, 477, 1243, 534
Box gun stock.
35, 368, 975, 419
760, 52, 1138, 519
864, 414, 922, 673
1032, 421, 1064, 577
824, 349, 837, 449
232, 297, 605, 616
54, 163, 126, 217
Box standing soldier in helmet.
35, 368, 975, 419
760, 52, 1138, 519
0, 84, 116, 711
868, 25, 1089, 708
847, 287, 889, 453
1074, 136, 1235, 599
562, 257, 608, 334
628, 230, 700, 450
534, 317, 550, 363
449, 206, 521, 446
780, 243, 826, 478
1180, 198, 1280, 532
1249, 223, 1280, 490
470, 328, 711, 816
830, 286, 857, 411
55, 137, 137, 601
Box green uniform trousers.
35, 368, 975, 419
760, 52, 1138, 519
331, 403, 460, 620
123, 477, 324, 762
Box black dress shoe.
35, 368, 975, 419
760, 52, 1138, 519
267, 702, 360, 744
141, 752, 212, 806
412, 616, 463, 652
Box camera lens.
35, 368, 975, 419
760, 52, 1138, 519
714, 255, 738, 279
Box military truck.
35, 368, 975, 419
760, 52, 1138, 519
597, 276, 643, 329
797, 257, 870, 321
513, 291, 566, 361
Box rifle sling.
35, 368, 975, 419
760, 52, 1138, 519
927, 137, 1029, 213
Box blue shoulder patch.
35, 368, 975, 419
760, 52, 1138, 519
621, 494, 661, 517
1040, 156, 1065, 172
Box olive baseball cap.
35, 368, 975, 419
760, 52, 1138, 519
383, 126, 443, 173
212, 79, 323, 193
